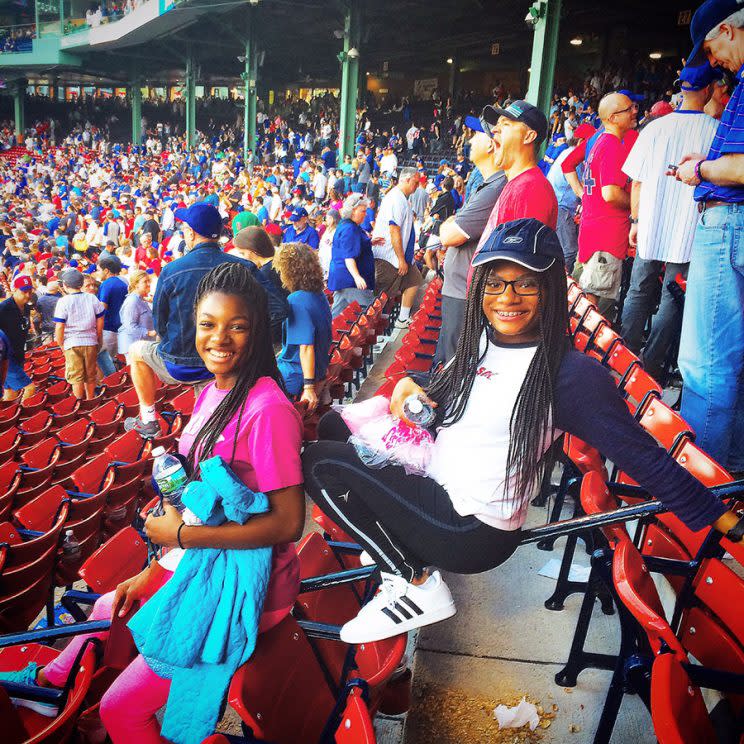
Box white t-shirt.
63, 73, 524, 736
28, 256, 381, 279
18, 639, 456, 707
622, 110, 719, 263
427, 337, 556, 530
372, 187, 413, 269
379, 153, 398, 175
313, 172, 328, 199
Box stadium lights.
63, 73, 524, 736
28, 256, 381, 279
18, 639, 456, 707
248, 0, 260, 5
649, 51, 662, 59
570, 37, 582, 46
348, 47, 359, 59
525, 1, 545, 26
446, 58, 453, 64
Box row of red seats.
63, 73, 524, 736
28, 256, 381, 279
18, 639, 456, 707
556, 276, 742, 743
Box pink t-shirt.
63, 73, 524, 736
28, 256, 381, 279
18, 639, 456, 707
577, 132, 632, 264
178, 376, 304, 616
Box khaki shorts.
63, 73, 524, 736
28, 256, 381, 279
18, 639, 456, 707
574, 251, 623, 300
130, 340, 211, 396
374, 258, 423, 296
65, 345, 99, 384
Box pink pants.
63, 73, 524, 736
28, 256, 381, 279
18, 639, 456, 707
43, 572, 289, 744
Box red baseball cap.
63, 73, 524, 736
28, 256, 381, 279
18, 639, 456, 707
650, 101, 674, 118
13, 275, 33, 292
264, 223, 282, 237
573, 124, 596, 141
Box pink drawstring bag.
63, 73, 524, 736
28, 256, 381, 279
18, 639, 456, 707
336, 396, 435, 476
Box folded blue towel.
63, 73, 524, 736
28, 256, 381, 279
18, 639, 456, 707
128, 455, 272, 744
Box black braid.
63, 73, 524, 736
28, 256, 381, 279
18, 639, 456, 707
186, 261, 285, 473
426, 261, 570, 516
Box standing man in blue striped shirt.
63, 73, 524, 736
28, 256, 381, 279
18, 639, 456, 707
675, 0, 744, 475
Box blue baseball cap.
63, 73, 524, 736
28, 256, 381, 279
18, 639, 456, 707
464, 115, 486, 134
174, 203, 223, 239
679, 61, 724, 90
472, 218, 564, 272
618, 89, 645, 103
688, 0, 742, 65
289, 207, 308, 222
439, 158, 450, 166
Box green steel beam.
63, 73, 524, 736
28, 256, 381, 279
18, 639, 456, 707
131, 80, 142, 147
338, 0, 361, 162
185, 54, 196, 150
242, 7, 257, 161
35, 0, 40, 38
13, 80, 26, 139
526, 0, 561, 119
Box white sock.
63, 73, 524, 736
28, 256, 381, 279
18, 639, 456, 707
398, 306, 411, 322
140, 404, 157, 424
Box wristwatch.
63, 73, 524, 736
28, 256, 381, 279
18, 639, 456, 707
725, 514, 744, 543
630, 217, 639, 225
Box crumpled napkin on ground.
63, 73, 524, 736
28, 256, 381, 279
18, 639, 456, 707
493, 697, 540, 731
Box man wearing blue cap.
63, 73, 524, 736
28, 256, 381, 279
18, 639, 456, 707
673, 0, 744, 474
283, 207, 320, 249
431, 114, 506, 367
620, 62, 720, 381
124, 202, 243, 438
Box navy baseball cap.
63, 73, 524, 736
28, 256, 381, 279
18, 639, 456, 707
289, 207, 308, 222
688, 0, 742, 65
482, 100, 548, 145
679, 61, 724, 90
174, 203, 222, 239
464, 115, 486, 134
472, 218, 564, 272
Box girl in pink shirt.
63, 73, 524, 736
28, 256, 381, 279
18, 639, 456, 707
5, 262, 305, 743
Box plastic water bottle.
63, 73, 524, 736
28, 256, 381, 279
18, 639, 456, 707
151, 446, 188, 513
61, 529, 81, 563
402, 394, 436, 427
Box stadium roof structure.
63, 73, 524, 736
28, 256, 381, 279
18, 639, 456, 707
0, 0, 700, 88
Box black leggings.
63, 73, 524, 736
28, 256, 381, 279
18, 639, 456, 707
302, 411, 522, 582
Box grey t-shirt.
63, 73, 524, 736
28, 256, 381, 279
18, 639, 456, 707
442, 171, 506, 300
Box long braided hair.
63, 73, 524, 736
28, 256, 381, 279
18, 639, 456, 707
426, 259, 570, 514
186, 261, 285, 473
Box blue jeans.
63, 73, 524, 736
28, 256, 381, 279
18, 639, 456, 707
556, 207, 578, 273
679, 203, 744, 471
620, 257, 688, 380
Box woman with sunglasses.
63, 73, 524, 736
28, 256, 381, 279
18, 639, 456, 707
303, 218, 740, 644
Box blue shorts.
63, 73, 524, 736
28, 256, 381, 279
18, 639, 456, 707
5, 358, 31, 391
277, 359, 302, 397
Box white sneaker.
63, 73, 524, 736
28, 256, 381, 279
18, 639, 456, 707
394, 317, 412, 330
340, 570, 456, 644
359, 550, 375, 567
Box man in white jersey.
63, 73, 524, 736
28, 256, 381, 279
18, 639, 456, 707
620, 62, 721, 381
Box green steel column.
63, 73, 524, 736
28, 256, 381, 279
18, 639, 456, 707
338, 0, 361, 162
35, 0, 41, 38
242, 11, 257, 160
185, 54, 196, 150
59, 0, 64, 30
13, 80, 26, 141
526, 0, 561, 118
131, 81, 142, 147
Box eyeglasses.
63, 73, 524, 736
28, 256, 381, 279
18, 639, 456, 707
484, 277, 540, 296
614, 103, 639, 116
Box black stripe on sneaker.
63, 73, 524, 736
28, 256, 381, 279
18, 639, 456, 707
399, 596, 424, 615
393, 601, 413, 620
382, 607, 403, 624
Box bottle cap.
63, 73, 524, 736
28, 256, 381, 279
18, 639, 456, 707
65, 529, 73, 537
151, 446, 165, 458
407, 397, 423, 414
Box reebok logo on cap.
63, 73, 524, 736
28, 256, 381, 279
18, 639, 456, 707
504, 236, 523, 244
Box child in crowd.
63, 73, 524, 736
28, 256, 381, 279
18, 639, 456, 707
273, 241, 332, 414
54, 268, 105, 400
0, 263, 305, 743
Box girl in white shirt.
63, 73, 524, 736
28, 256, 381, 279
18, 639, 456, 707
303, 218, 738, 644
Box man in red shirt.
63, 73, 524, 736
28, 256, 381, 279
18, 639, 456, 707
471, 100, 558, 279
574, 92, 637, 315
